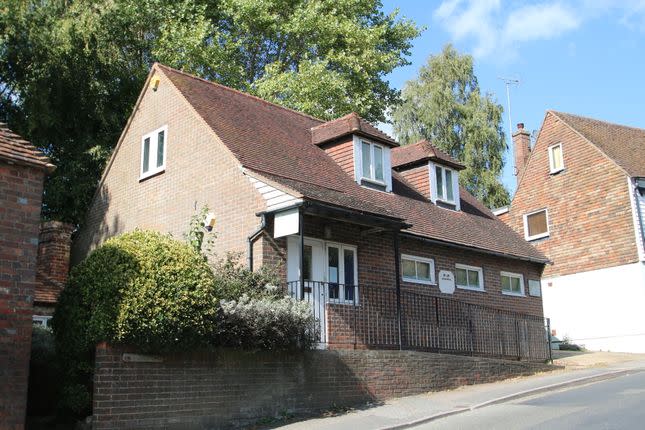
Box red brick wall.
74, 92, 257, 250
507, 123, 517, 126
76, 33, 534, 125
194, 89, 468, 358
504, 112, 639, 277
398, 164, 430, 198
320, 137, 355, 179
0, 161, 46, 430
72, 67, 265, 265
92, 343, 555, 430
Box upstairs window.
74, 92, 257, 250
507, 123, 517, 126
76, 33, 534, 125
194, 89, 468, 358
501, 271, 525, 296
548, 143, 564, 174
430, 162, 460, 209
523, 209, 549, 241
141, 125, 167, 179
354, 136, 392, 192
361, 140, 385, 184
401, 254, 435, 285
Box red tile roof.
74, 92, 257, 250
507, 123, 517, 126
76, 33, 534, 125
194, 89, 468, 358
310, 112, 398, 147
0, 123, 55, 172
158, 64, 547, 263
392, 139, 466, 170
551, 111, 645, 177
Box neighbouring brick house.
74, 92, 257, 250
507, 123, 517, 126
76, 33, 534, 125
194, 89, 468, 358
73, 64, 550, 358
496, 112, 645, 352
0, 124, 54, 430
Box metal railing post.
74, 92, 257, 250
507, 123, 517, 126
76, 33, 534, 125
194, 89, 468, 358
393, 231, 403, 350
546, 317, 553, 363
468, 304, 475, 356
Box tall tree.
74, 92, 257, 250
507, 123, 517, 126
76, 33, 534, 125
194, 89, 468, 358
0, 0, 420, 223
392, 45, 510, 208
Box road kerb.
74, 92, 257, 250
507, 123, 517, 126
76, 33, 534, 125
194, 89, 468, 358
378, 368, 643, 430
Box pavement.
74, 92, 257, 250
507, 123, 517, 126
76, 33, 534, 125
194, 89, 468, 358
275, 352, 645, 430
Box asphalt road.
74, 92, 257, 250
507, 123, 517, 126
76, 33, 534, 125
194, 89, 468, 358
414, 371, 645, 430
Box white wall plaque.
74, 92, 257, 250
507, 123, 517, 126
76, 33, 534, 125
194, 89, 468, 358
274, 207, 299, 238
438, 270, 455, 294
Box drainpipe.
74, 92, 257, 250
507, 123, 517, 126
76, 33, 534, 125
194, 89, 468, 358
393, 230, 403, 350
635, 179, 645, 255
247, 214, 266, 271
299, 207, 305, 301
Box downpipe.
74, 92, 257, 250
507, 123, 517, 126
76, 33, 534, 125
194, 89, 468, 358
247, 214, 266, 271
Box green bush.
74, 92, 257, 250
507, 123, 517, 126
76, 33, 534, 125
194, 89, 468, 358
212, 252, 281, 300
52, 230, 219, 414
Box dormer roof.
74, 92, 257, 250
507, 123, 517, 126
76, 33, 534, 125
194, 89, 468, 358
311, 112, 399, 147
391, 139, 465, 171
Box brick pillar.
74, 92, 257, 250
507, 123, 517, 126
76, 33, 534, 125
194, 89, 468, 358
513, 123, 531, 182
36, 221, 74, 286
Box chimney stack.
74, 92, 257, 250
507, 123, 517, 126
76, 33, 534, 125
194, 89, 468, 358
513, 123, 531, 181
36, 221, 74, 286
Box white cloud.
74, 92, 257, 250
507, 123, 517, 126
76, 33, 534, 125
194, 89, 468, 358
432, 1, 645, 61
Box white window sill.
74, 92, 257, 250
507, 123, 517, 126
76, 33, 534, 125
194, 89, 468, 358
525, 232, 550, 241
502, 290, 525, 297
549, 168, 564, 175
402, 277, 437, 286
139, 167, 165, 181
457, 285, 485, 292
360, 176, 387, 186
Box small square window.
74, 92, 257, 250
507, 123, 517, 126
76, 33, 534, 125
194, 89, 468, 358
401, 254, 435, 285
548, 143, 564, 174
455, 264, 484, 291
140, 125, 168, 179
528, 279, 541, 297
501, 271, 525, 296
524, 209, 549, 241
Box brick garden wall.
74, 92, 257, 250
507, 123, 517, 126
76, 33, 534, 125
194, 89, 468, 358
0, 161, 46, 430
93, 343, 555, 430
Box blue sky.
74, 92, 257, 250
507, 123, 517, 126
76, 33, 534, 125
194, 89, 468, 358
379, 0, 645, 194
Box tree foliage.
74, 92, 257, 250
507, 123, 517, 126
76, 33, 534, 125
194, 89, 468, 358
392, 45, 510, 208
0, 0, 420, 223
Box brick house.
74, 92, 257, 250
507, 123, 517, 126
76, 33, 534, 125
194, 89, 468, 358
73, 64, 549, 358
0, 124, 54, 430
496, 111, 645, 352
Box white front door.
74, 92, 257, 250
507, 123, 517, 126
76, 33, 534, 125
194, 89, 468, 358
287, 237, 326, 339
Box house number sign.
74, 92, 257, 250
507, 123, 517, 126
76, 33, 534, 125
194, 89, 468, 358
438, 270, 455, 294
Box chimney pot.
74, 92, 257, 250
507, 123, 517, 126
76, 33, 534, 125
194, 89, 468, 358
517, 123, 524, 130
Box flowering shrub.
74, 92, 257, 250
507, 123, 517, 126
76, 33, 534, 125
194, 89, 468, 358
218, 293, 318, 350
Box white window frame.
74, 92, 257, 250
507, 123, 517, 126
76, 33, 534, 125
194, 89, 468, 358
325, 242, 359, 304
455, 264, 485, 292
528, 279, 542, 297
500, 271, 525, 297
353, 136, 392, 192
140, 125, 168, 179
548, 143, 564, 174
401, 254, 436, 285
33, 315, 52, 328
523, 208, 550, 241
429, 162, 460, 210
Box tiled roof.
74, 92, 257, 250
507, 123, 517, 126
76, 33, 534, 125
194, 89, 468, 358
551, 111, 645, 177
392, 139, 466, 170
159, 64, 547, 263
0, 123, 55, 172
34, 279, 64, 304
310, 112, 398, 147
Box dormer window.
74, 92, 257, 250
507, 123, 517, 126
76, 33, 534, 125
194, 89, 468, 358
435, 165, 455, 203
430, 162, 460, 210
141, 125, 167, 179
361, 141, 385, 184
353, 136, 392, 192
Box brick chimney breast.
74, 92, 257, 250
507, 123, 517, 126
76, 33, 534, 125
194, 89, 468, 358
513, 122, 531, 182
37, 221, 75, 286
